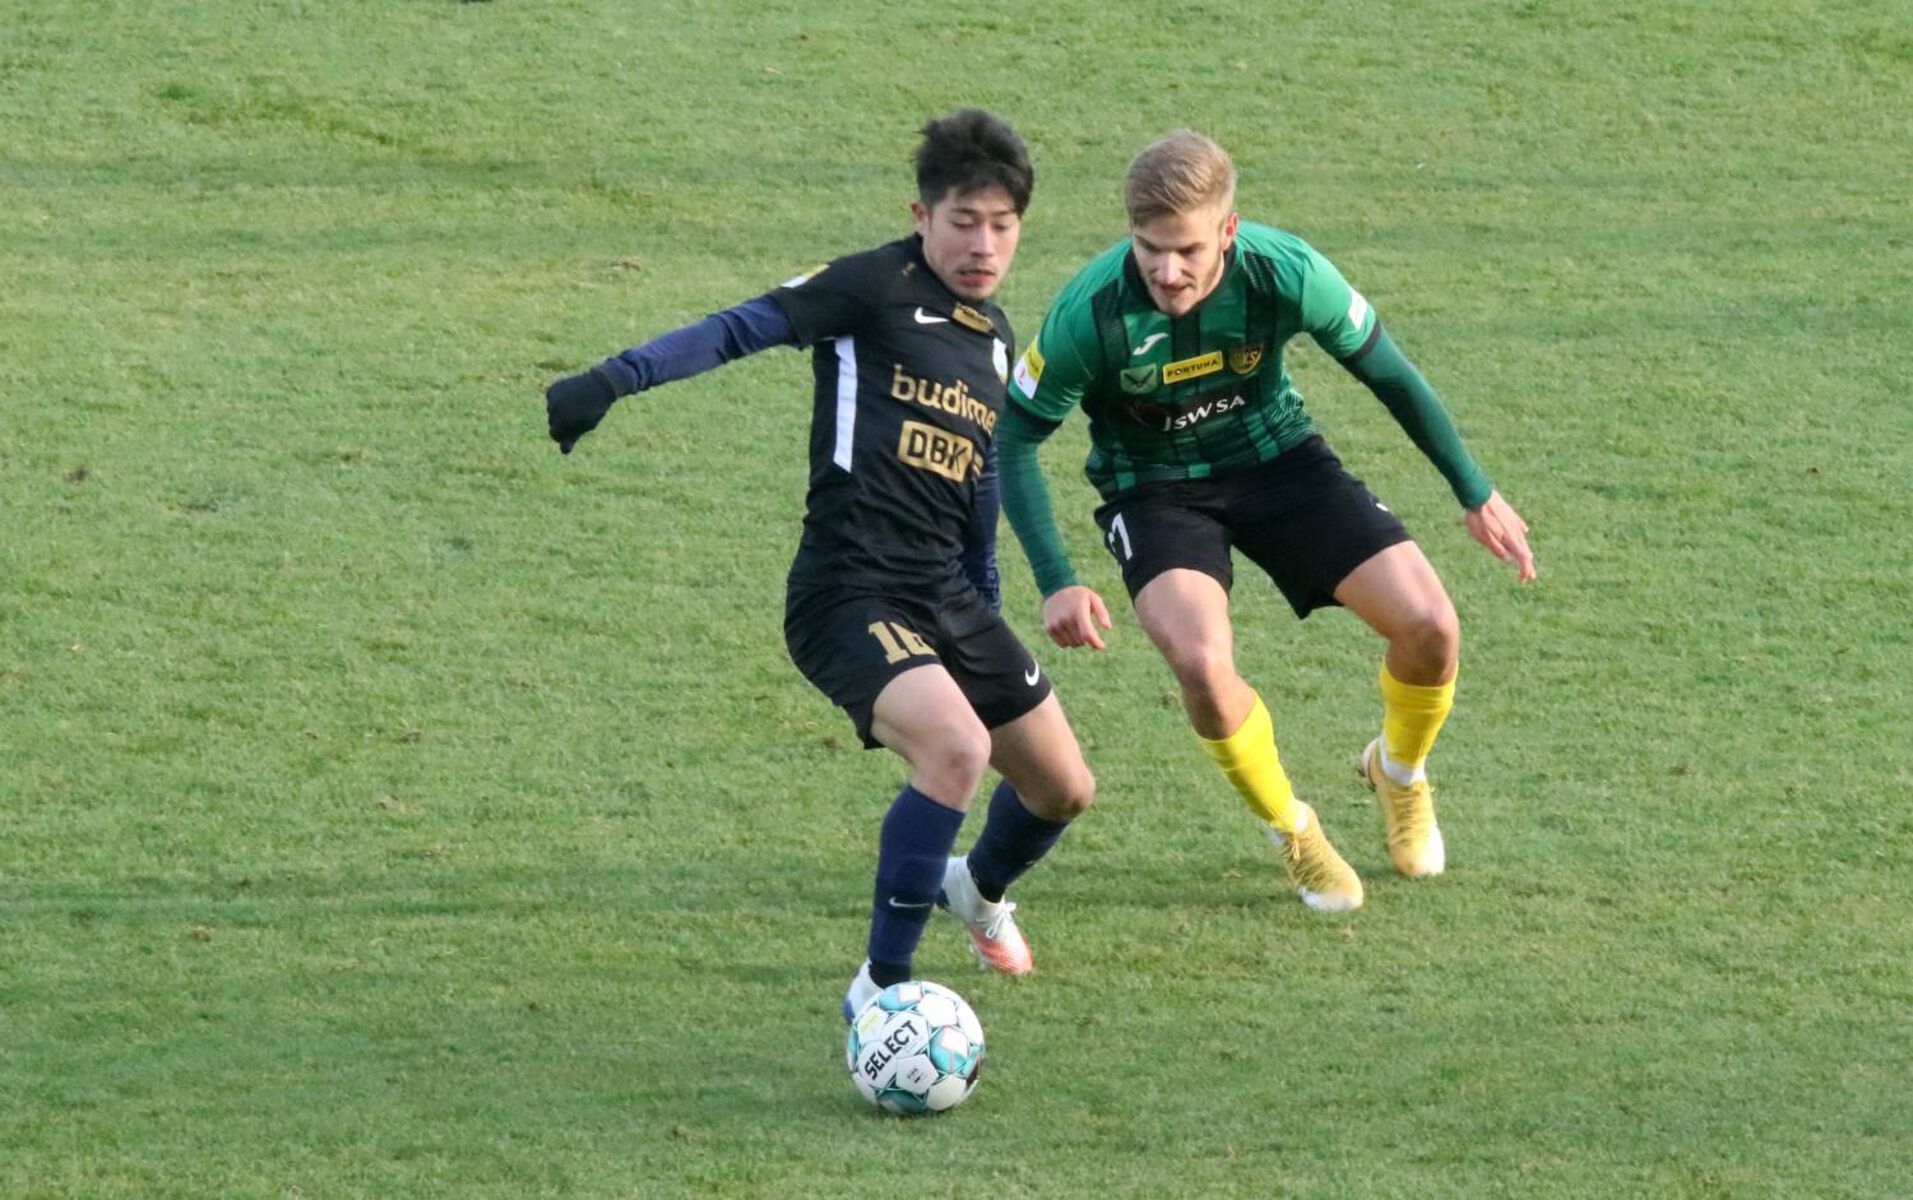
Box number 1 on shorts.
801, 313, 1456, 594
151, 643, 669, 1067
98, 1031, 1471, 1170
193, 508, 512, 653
1108, 512, 1134, 562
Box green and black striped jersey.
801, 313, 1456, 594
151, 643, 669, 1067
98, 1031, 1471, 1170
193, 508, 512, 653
1009, 221, 1377, 499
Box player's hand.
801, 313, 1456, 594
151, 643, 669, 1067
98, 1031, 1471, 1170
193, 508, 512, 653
545, 368, 619, 455
1465, 490, 1536, 583
1042, 585, 1113, 650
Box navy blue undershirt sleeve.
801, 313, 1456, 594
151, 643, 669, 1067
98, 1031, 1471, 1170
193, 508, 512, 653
961, 444, 1002, 611
594, 293, 797, 396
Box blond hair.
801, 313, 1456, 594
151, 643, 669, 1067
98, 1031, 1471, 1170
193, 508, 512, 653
1124, 130, 1237, 226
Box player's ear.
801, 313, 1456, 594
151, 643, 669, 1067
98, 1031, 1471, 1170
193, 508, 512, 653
910, 199, 932, 236
1220, 210, 1240, 249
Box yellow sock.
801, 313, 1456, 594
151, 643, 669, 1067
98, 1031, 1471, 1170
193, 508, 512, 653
1380, 662, 1456, 776
1196, 692, 1301, 832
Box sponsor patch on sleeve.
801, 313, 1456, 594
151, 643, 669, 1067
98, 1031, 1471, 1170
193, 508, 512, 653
1012, 340, 1045, 396
1347, 288, 1371, 332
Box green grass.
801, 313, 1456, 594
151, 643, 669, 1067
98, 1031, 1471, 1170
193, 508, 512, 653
3, 1, 1910, 1196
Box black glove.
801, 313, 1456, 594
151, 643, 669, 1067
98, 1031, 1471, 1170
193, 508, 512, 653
545, 367, 619, 455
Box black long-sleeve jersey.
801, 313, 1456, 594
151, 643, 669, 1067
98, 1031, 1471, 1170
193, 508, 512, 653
770, 235, 1013, 594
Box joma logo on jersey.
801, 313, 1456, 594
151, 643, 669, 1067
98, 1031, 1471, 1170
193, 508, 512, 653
897, 420, 979, 483
1124, 391, 1248, 433
891, 365, 998, 434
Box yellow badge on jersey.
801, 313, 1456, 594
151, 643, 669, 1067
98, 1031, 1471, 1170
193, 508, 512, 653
1162, 350, 1224, 385
1227, 343, 1264, 375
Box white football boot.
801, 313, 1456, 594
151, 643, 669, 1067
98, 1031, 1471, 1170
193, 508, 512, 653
843, 961, 882, 1023
938, 855, 1034, 975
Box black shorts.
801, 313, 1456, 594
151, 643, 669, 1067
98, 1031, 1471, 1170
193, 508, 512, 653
784, 579, 1052, 749
1093, 436, 1412, 618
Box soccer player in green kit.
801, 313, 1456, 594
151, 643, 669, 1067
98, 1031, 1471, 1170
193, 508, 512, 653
998, 131, 1535, 911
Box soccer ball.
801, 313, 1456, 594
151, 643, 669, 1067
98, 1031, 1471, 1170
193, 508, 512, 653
845, 980, 985, 1114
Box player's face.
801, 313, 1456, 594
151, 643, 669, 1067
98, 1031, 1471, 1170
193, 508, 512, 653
1131, 204, 1240, 318
912, 186, 1022, 302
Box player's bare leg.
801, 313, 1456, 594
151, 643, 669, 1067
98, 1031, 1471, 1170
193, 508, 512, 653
988, 692, 1095, 823
1131, 569, 1252, 738
870, 664, 993, 810
1335, 541, 1459, 877
936, 694, 1095, 974
1133, 569, 1362, 911
845, 665, 991, 1019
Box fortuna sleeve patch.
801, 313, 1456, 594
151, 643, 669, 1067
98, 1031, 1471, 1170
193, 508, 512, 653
1012, 339, 1045, 397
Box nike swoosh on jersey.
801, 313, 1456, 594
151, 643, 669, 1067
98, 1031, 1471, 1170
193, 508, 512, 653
1024, 665, 1041, 686
1132, 333, 1168, 355
913, 308, 949, 325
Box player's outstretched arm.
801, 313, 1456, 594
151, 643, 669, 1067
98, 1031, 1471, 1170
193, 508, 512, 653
1337, 327, 1493, 509
997, 405, 1112, 650
545, 294, 796, 455
1335, 327, 1536, 583
1465, 490, 1537, 583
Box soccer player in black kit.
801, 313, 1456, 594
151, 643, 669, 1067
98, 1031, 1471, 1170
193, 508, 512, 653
544, 111, 1095, 1021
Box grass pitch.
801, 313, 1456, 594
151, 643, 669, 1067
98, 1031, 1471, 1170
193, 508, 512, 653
3, 2, 1909, 1197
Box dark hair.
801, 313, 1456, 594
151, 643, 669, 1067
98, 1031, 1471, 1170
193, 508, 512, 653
914, 109, 1033, 214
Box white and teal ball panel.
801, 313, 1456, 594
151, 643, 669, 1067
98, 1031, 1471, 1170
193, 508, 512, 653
845, 980, 985, 1114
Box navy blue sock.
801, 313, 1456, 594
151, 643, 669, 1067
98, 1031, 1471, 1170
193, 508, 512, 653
965, 780, 1071, 903
867, 785, 966, 986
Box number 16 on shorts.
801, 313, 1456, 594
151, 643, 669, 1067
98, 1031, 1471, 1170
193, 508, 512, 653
868, 620, 935, 665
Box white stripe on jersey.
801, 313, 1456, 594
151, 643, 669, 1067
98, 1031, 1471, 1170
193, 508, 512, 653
832, 336, 858, 472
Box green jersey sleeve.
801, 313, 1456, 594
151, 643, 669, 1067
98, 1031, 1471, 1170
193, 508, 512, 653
1008, 295, 1101, 421
1296, 240, 1493, 508
1297, 243, 1380, 359
999, 257, 1125, 596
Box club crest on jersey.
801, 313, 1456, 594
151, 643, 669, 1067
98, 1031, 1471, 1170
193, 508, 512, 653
992, 338, 1009, 383
1227, 343, 1265, 376
1162, 350, 1224, 385
1120, 364, 1159, 395
952, 304, 995, 334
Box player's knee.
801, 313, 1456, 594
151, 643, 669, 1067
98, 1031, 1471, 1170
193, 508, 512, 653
920, 725, 993, 798
1165, 641, 1235, 701
1058, 766, 1096, 821
1395, 601, 1460, 669
1039, 764, 1096, 822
